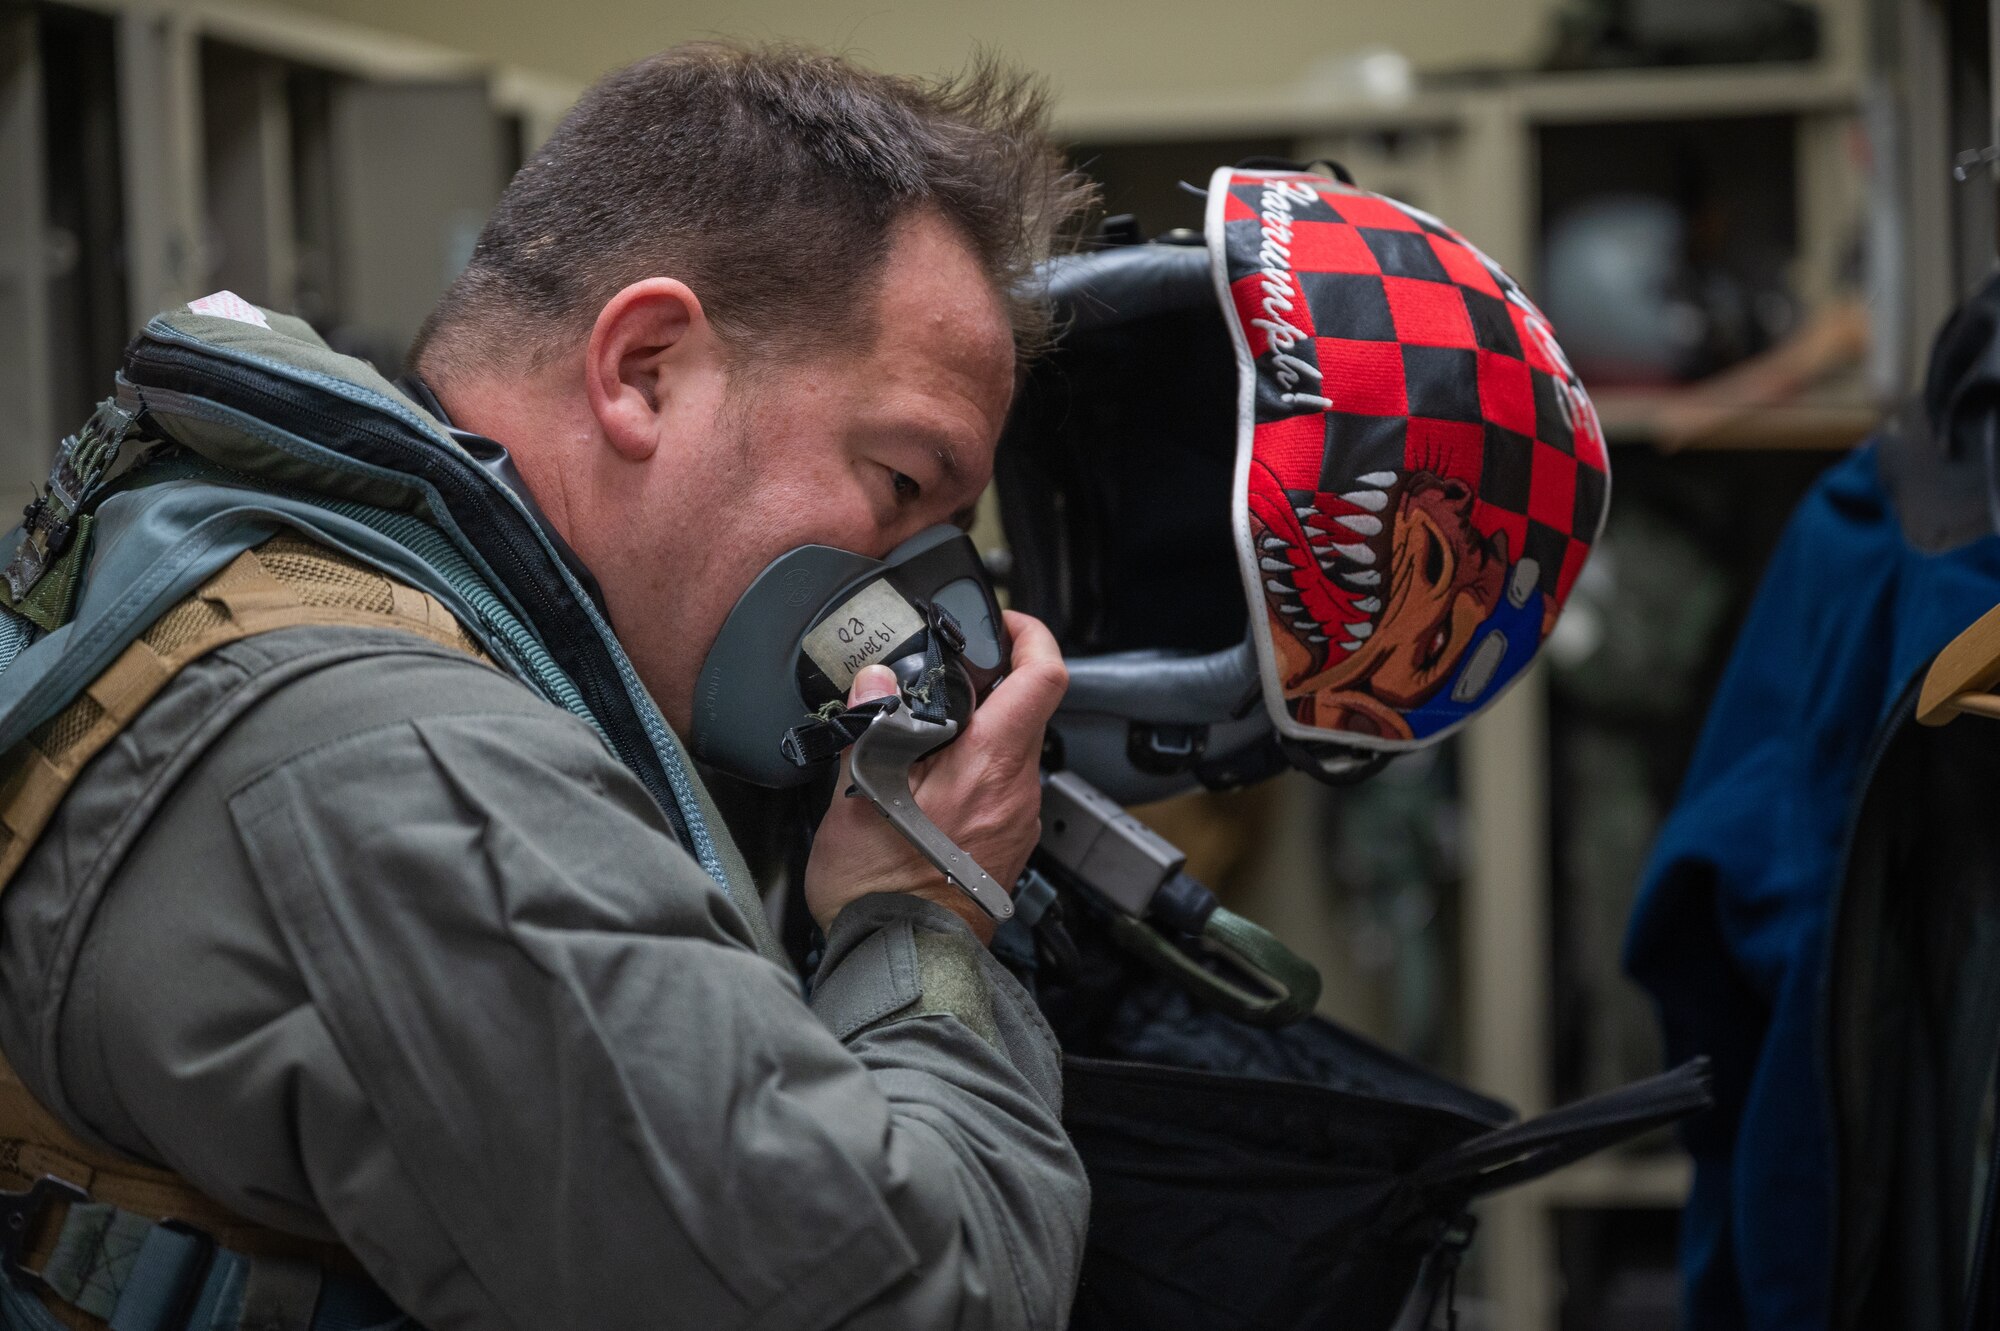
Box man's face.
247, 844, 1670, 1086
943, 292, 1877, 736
601, 211, 1015, 734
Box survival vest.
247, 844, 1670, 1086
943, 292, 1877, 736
0, 537, 487, 1331
0, 300, 779, 1331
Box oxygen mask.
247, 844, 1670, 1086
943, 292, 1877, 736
690, 524, 1018, 920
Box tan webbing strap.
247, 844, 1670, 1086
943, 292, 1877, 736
0, 1055, 353, 1272
0, 1048, 361, 1331
0, 533, 486, 1326
0, 534, 486, 892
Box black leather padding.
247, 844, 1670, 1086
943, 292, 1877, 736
1061, 640, 1259, 725
999, 240, 1243, 662
1040, 240, 1215, 332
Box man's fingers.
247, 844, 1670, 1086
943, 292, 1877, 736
829, 665, 903, 800
973, 610, 1068, 736
848, 663, 899, 705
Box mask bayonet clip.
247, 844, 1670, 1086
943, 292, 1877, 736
847, 696, 1016, 922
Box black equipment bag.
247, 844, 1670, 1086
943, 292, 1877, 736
1037, 919, 1713, 1331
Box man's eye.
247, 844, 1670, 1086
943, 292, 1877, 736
891, 471, 920, 501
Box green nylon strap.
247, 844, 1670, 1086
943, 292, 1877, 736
0, 514, 94, 634
37, 1202, 256, 1331
1106, 904, 1322, 1027
43, 1202, 151, 1320
3, 399, 136, 616
31, 1204, 399, 1331
1202, 905, 1323, 1022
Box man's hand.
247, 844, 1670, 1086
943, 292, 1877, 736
804, 610, 1067, 942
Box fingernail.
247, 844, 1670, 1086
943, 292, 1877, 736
849, 664, 898, 703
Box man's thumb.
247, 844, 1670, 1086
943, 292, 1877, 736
848, 664, 899, 705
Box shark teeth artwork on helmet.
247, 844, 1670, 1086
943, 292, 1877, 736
1252, 466, 1400, 660
1209, 166, 1610, 750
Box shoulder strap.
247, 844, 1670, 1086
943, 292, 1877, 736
0, 1047, 358, 1274
0, 533, 480, 1331
0, 1038, 395, 1331
0, 533, 487, 892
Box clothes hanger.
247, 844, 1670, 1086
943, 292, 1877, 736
1919, 602, 2000, 725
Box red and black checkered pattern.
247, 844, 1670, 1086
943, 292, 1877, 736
1216, 168, 1608, 744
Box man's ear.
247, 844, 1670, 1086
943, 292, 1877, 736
584, 278, 710, 463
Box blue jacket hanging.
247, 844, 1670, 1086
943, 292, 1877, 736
1627, 440, 2000, 1331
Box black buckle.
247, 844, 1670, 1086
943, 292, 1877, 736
779, 695, 898, 768
0, 1175, 89, 1286
927, 603, 966, 655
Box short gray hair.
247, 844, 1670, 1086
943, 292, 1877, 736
413, 42, 1096, 380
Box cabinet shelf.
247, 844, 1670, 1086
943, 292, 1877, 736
1593, 386, 1879, 452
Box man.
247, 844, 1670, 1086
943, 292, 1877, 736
0, 43, 1094, 1331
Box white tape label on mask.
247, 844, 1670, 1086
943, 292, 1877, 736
802, 579, 925, 692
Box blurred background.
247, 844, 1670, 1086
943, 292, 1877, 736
0, 0, 1993, 1326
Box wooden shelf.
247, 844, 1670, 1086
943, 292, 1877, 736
1512, 62, 1860, 124
1056, 59, 1860, 142
1592, 386, 1880, 452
